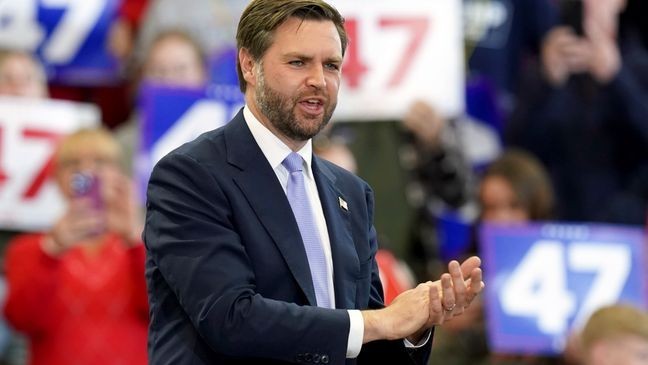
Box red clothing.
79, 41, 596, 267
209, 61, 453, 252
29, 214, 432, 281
118, 0, 149, 30
376, 249, 414, 305
3, 233, 149, 365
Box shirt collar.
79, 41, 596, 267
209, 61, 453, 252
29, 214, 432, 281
243, 105, 313, 172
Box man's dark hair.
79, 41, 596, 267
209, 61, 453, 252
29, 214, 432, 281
235, 0, 347, 92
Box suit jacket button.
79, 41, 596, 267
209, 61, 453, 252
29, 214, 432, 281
304, 353, 312, 362
321, 354, 329, 364
313, 354, 320, 363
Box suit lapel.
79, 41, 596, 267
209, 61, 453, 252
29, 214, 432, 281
312, 158, 359, 310
224, 112, 317, 306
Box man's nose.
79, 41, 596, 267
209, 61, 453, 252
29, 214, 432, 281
306, 64, 326, 90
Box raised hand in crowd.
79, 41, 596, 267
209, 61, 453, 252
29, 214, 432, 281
102, 168, 144, 245
541, 0, 624, 86
403, 100, 447, 149
42, 129, 143, 256
541, 26, 591, 86
583, 4, 622, 83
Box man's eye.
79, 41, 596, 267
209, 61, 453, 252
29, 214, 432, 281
289, 60, 304, 66
325, 63, 340, 71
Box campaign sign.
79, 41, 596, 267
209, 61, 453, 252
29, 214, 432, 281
0, 97, 99, 230
137, 84, 244, 199
480, 223, 647, 355
0, 0, 122, 85
327, 0, 464, 120
209, 46, 239, 88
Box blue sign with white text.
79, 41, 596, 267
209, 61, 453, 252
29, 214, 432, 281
137, 83, 244, 199
0, 0, 121, 85
479, 223, 647, 355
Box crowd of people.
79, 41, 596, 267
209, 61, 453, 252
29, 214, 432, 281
0, 0, 645, 364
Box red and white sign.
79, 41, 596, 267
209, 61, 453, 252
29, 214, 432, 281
0, 97, 99, 231
329, 0, 464, 121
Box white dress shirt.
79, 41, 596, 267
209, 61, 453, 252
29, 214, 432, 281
243, 107, 364, 357
243, 106, 428, 357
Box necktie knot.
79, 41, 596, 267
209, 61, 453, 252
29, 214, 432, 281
282, 152, 304, 173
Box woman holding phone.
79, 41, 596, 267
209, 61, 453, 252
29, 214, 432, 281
3, 128, 148, 365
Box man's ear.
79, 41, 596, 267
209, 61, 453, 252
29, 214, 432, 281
239, 48, 257, 87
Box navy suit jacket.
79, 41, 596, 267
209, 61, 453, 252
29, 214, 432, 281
144, 110, 432, 364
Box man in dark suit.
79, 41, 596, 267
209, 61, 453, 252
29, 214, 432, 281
143, 0, 484, 364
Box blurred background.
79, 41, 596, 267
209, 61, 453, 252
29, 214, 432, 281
0, 0, 646, 364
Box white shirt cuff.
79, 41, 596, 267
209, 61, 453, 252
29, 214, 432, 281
346, 310, 363, 358
403, 329, 432, 348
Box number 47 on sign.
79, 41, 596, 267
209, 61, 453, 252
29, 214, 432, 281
480, 223, 647, 354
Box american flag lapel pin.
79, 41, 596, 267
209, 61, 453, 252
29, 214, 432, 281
338, 197, 348, 211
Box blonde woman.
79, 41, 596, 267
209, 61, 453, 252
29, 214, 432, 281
3, 128, 148, 365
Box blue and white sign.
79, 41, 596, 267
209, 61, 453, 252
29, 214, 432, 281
0, 0, 122, 85
137, 83, 244, 198
479, 223, 647, 355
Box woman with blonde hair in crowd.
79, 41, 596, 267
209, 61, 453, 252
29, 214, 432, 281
3, 128, 148, 365
577, 304, 648, 365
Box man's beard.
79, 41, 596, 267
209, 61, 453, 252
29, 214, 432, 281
255, 65, 336, 142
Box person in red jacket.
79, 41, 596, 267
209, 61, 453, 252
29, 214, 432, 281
3, 128, 148, 365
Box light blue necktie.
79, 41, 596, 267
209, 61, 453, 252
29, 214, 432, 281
282, 152, 331, 308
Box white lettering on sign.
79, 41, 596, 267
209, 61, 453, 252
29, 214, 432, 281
568, 243, 631, 328
500, 240, 631, 335
150, 100, 228, 164
0, 0, 44, 50
0, 0, 107, 64
41, 0, 107, 64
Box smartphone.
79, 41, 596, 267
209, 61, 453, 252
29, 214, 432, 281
70, 172, 103, 210
560, 0, 584, 36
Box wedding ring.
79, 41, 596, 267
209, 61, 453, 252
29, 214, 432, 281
443, 303, 456, 312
